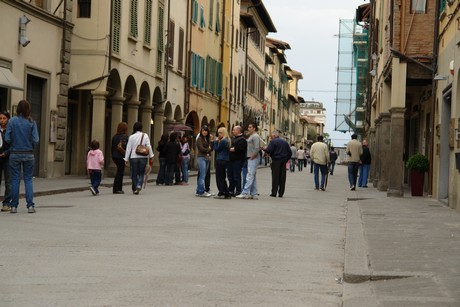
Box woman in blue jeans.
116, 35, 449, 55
5, 100, 39, 214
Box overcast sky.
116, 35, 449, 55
263, 0, 369, 147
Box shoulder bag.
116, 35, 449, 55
135, 133, 150, 156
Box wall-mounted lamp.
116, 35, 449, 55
18, 15, 31, 47
369, 69, 376, 76
434, 74, 448, 81
455, 128, 459, 141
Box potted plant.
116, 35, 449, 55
406, 153, 429, 196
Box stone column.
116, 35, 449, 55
127, 100, 141, 131
377, 113, 391, 192
110, 96, 125, 136
372, 118, 381, 187
91, 91, 108, 151
152, 103, 165, 172
140, 104, 153, 136
368, 127, 376, 183
387, 107, 406, 197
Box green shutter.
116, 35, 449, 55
192, 0, 198, 24
217, 62, 222, 96
200, 5, 206, 28
209, 0, 214, 30
144, 0, 152, 45
129, 0, 138, 37
112, 0, 121, 53
215, 0, 220, 33
156, 4, 164, 74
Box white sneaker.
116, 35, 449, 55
236, 194, 251, 199
203, 192, 212, 197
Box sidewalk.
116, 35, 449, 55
343, 185, 460, 306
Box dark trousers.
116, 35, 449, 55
270, 160, 287, 197
228, 160, 243, 195
165, 162, 175, 185
89, 169, 102, 193
0, 157, 11, 204
112, 157, 125, 192
215, 160, 230, 196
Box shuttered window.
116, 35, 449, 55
209, 0, 214, 30
192, 0, 199, 24
112, 0, 121, 53
215, 0, 221, 33
168, 20, 175, 65
129, 0, 138, 38
156, 4, 165, 74
144, 0, 152, 45
200, 5, 206, 29
178, 28, 185, 72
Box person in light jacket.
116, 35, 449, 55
124, 122, 154, 194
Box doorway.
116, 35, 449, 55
439, 90, 451, 203
26, 75, 45, 177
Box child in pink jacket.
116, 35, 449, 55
87, 139, 104, 196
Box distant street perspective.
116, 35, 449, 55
1, 166, 459, 306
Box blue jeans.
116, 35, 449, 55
242, 159, 248, 189
9, 153, 34, 208
313, 163, 327, 189
181, 157, 190, 183
329, 162, 336, 174
358, 164, 370, 187
196, 156, 209, 194
89, 169, 102, 193
156, 157, 166, 184
348, 162, 360, 188
130, 158, 147, 191
241, 158, 257, 196
290, 158, 296, 172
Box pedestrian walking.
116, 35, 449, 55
87, 139, 104, 196
310, 135, 330, 191
236, 123, 260, 200
180, 135, 191, 185
213, 127, 231, 199
263, 130, 292, 197
5, 100, 39, 214
0, 110, 11, 212
155, 134, 168, 185
111, 122, 128, 194
124, 122, 154, 194
289, 144, 297, 172
296, 146, 305, 172
358, 139, 371, 187
228, 125, 247, 197
346, 133, 362, 191
195, 125, 213, 197
329, 146, 338, 175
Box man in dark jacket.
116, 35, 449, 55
228, 126, 247, 196
329, 146, 338, 175
263, 130, 292, 198
358, 139, 371, 187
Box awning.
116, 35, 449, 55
0, 67, 24, 91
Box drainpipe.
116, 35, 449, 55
218, 0, 226, 126
185, 0, 192, 121
227, 0, 235, 130
164, 0, 172, 101
429, 0, 441, 196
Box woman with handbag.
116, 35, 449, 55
124, 122, 154, 194
111, 122, 128, 194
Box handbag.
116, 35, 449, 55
116, 140, 125, 154
135, 133, 150, 156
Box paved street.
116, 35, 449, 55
1, 165, 459, 306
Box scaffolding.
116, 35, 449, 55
335, 19, 368, 134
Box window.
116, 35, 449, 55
191, 52, 205, 90
192, 0, 199, 24
156, 4, 165, 74
215, 0, 221, 33
144, 0, 152, 45
129, 0, 138, 38
200, 5, 206, 29
411, 0, 427, 13
78, 0, 91, 18
209, 0, 214, 30
112, 0, 121, 53
168, 20, 175, 65
178, 28, 185, 71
